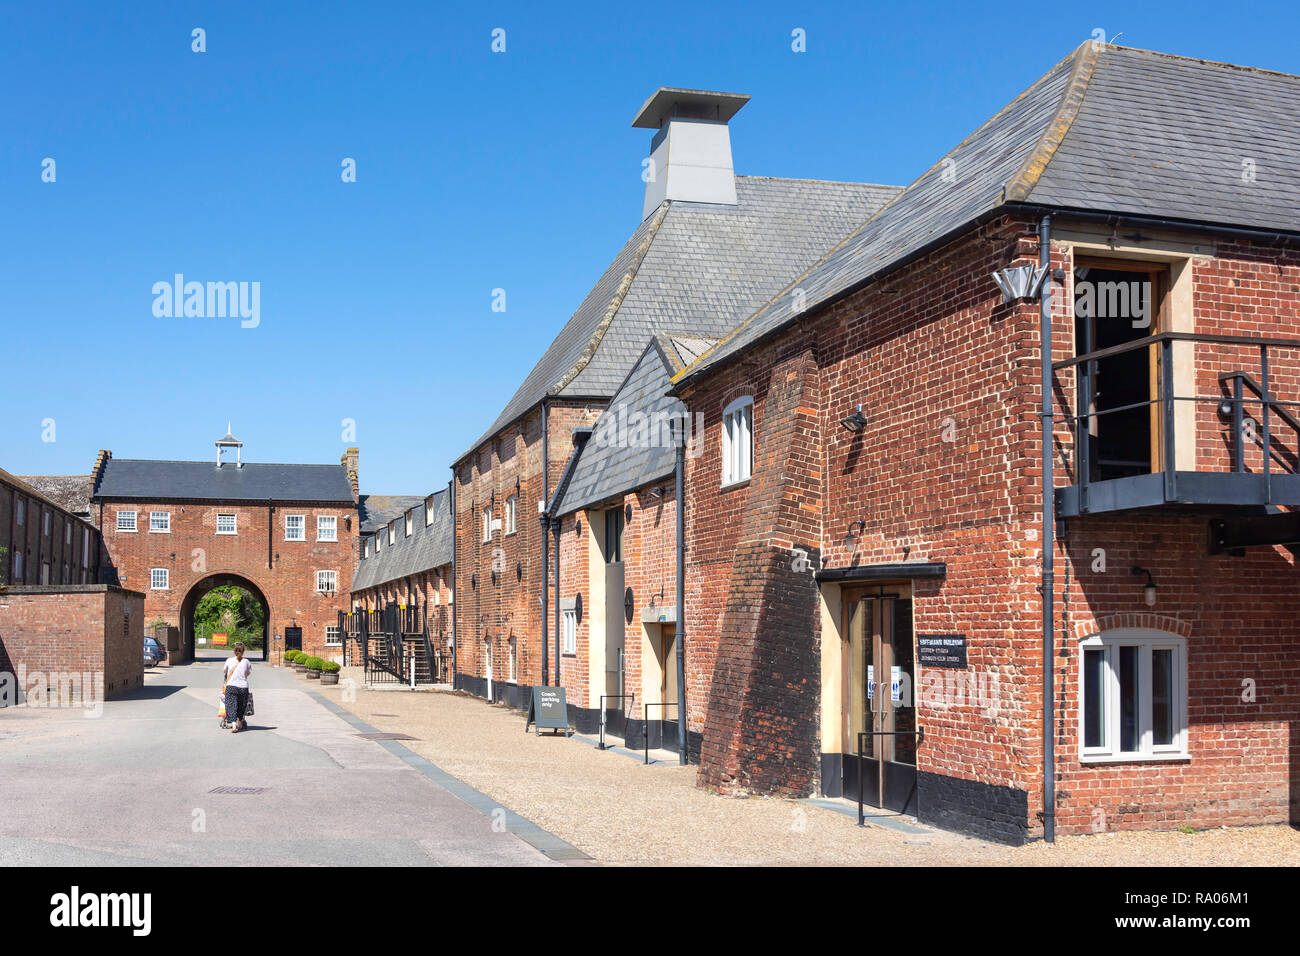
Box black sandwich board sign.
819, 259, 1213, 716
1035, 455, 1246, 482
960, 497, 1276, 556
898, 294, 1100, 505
917, 634, 968, 669
525, 685, 572, 736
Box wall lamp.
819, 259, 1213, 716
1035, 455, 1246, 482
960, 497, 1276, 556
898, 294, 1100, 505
991, 264, 1050, 303
1131, 566, 1158, 607
839, 405, 868, 432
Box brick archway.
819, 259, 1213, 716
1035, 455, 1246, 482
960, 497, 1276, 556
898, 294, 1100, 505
1071, 613, 1193, 642
180, 572, 272, 662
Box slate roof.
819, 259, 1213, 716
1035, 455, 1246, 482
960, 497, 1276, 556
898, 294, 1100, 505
359, 494, 426, 535
14, 474, 94, 517
555, 336, 703, 516
674, 43, 1300, 387
93, 459, 356, 503
458, 176, 901, 461
352, 489, 454, 591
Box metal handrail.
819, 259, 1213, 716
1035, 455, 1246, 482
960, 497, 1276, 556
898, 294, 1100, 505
1052, 331, 1300, 371
856, 729, 924, 826
643, 702, 677, 765
597, 694, 635, 750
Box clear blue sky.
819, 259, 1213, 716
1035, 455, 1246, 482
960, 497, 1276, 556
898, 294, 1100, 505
3, 0, 1297, 494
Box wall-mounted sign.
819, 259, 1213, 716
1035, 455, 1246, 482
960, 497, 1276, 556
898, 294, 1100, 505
918, 634, 967, 668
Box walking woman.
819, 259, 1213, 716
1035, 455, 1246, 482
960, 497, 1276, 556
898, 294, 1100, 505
223, 642, 252, 732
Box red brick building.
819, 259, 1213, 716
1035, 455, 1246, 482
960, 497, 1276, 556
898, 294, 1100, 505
453, 87, 900, 709
91, 432, 360, 662
665, 43, 1300, 842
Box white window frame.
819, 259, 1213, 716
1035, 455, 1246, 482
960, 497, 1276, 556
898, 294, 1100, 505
117, 510, 137, 533
375, 532, 382, 552
563, 608, 577, 655
425, 496, 436, 526
1078, 629, 1188, 763
505, 495, 517, 535
317, 514, 338, 542
216, 513, 238, 535
284, 514, 306, 541
150, 568, 169, 590
364, 539, 371, 558
405, 511, 413, 537
482, 507, 493, 543
508, 636, 518, 683
388, 521, 396, 546
149, 511, 171, 534
721, 396, 754, 487
316, 569, 337, 593
325, 625, 342, 646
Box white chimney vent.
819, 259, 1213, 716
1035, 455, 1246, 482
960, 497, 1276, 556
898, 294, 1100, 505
633, 88, 749, 220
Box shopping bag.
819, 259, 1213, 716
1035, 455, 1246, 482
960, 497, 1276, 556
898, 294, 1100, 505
217, 693, 227, 720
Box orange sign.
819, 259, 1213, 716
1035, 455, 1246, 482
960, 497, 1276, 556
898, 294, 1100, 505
213, 633, 228, 646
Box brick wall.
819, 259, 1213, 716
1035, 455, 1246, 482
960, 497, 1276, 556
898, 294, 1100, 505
1, 477, 102, 588
0, 585, 144, 702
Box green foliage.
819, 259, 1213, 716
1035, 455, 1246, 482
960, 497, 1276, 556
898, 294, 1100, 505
284, 649, 302, 663
320, 661, 341, 673
304, 656, 324, 671
193, 586, 266, 649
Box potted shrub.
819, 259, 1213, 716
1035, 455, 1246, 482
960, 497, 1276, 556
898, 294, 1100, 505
304, 656, 324, 680
320, 661, 341, 685
283, 649, 300, 667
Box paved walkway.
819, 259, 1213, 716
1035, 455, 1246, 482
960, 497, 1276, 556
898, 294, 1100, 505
0, 661, 577, 866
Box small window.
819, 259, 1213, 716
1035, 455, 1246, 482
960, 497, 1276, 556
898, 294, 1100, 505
82, 528, 91, 568
505, 495, 517, 535
509, 637, 518, 683
425, 496, 436, 526
317, 515, 338, 542
15, 499, 24, 526
375, 532, 382, 552
563, 608, 577, 655
604, 507, 623, 564
217, 513, 237, 535
285, 514, 305, 541
722, 397, 754, 486
388, 521, 396, 546
364, 539, 371, 558
482, 507, 493, 543
316, 569, 338, 593
149, 511, 171, 533
13, 550, 24, 581
1079, 630, 1187, 761
150, 568, 169, 590
65, 523, 72, 546
325, 625, 342, 646
405, 511, 413, 537
117, 510, 137, 532
43, 509, 51, 536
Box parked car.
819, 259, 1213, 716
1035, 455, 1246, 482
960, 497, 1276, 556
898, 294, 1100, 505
143, 643, 160, 668
143, 635, 167, 663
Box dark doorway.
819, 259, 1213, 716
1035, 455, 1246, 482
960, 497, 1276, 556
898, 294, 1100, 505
284, 627, 302, 653
1074, 261, 1167, 481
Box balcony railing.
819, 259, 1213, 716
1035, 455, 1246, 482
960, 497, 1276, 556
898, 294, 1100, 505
1053, 332, 1300, 516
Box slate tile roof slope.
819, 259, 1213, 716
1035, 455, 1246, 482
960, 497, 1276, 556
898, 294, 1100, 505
352, 488, 453, 591
94, 459, 356, 503
673, 43, 1300, 386
459, 176, 901, 460
359, 494, 426, 535
556, 337, 699, 516
14, 474, 94, 517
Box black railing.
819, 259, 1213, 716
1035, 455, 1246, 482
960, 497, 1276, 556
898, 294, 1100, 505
856, 729, 924, 825
597, 694, 635, 750
1053, 332, 1300, 510
338, 603, 450, 686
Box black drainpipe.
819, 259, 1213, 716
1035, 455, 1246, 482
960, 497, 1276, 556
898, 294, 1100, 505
1039, 213, 1056, 843
674, 419, 688, 766
450, 478, 457, 688
541, 401, 550, 685
553, 518, 561, 687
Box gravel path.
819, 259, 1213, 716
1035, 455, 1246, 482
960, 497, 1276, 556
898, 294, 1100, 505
313, 672, 1300, 866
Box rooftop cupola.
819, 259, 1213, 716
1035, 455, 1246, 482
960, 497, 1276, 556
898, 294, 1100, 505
216, 422, 243, 468
633, 87, 749, 221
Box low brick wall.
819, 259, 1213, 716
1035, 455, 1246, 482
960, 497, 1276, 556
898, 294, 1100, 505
0, 585, 145, 704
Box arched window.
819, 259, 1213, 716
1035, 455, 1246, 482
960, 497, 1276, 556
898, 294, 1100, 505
505, 494, 518, 534
721, 396, 754, 486
1078, 629, 1187, 761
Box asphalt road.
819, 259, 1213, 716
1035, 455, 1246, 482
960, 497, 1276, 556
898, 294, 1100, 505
0, 660, 569, 866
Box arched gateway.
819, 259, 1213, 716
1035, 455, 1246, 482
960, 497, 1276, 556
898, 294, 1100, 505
181, 573, 272, 662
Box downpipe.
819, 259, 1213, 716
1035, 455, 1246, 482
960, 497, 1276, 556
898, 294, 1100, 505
1039, 213, 1056, 843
